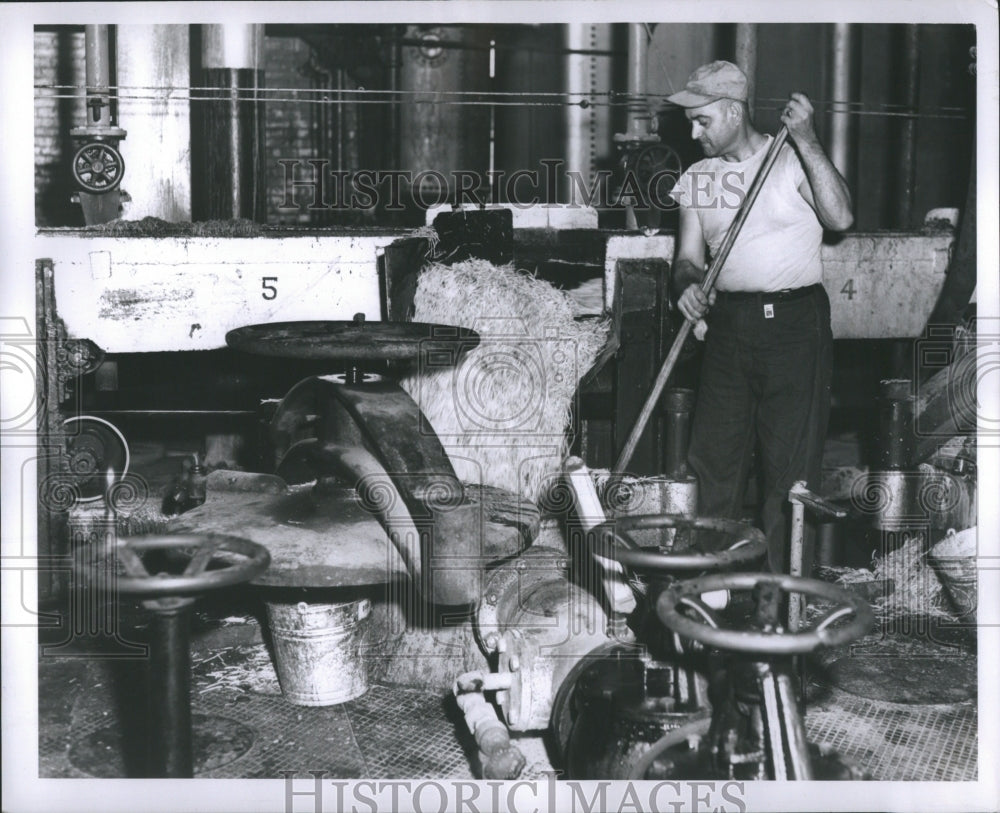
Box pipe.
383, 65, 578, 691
788, 493, 806, 631
276, 439, 425, 590
564, 24, 597, 205
626, 24, 650, 139
878, 379, 914, 470
454, 672, 525, 779
193, 24, 266, 221
84, 25, 112, 128
828, 24, 859, 187
895, 25, 920, 227
662, 388, 695, 478
148, 606, 194, 777
776, 673, 814, 780
734, 24, 758, 118
116, 25, 192, 220
761, 672, 788, 780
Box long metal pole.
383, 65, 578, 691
613, 127, 789, 474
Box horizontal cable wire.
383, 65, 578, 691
34, 85, 971, 119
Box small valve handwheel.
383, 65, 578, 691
657, 572, 874, 655
72, 141, 125, 192
629, 142, 683, 188
76, 534, 270, 598
590, 514, 767, 571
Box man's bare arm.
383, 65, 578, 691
673, 205, 715, 321
783, 92, 854, 232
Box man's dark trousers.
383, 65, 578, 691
687, 284, 833, 574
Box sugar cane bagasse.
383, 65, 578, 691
667, 60, 855, 574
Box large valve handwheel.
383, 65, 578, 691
590, 514, 767, 572
226, 317, 479, 363
657, 572, 874, 655
78, 534, 270, 598
72, 141, 125, 192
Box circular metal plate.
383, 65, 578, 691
62, 415, 130, 501
226, 320, 479, 362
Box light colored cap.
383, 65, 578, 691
666, 60, 748, 108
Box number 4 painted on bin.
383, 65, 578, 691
840, 279, 856, 300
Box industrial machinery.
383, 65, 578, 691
71, 25, 127, 225
467, 510, 874, 780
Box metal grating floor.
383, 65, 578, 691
804, 688, 977, 782
39, 633, 977, 781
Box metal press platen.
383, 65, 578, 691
224, 315, 479, 363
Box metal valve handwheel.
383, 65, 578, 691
657, 572, 874, 655
590, 514, 767, 572
629, 142, 683, 189
94, 533, 271, 598
72, 533, 270, 778
72, 141, 125, 192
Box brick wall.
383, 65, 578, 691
34, 30, 334, 226
35, 29, 86, 226
264, 35, 323, 224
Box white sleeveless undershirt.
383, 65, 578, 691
669, 135, 824, 292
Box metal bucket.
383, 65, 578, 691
928, 527, 977, 622
265, 598, 371, 706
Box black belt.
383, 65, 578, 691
715, 284, 822, 303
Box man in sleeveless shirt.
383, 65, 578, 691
666, 61, 854, 574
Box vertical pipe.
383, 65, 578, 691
564, 24, 593, 205
193, 24, 266, 222
878, 379, 913, 470
896, 25, 920, 227
626, 24, 649, 138
734, 24, 758, 118
386, 29, 401, 173
148, 607, 193, 777
828, 24, 859, 202
117, 25, 191, 220
776, 673, 814, 780
662, 388, 695, 478
84, 25, 112, 128
788, 491, 806, 632
761, 672, 788, 780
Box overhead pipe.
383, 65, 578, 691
734, 24, 758, 118
895, 25, 920, 228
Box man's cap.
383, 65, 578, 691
666, 60, 748, 108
